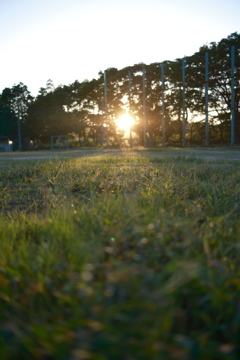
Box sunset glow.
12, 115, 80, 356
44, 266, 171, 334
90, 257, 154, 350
115, 114, 134, 132
1, 1, 239, 96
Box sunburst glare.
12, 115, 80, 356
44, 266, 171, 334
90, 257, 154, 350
115, 114, 134, 131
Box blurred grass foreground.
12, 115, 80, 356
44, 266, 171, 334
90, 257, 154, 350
0, 148, 240, 360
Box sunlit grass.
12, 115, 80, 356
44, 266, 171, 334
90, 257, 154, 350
0, 151, 240, 359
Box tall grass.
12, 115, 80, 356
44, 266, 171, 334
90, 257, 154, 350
0, 152, 240, 359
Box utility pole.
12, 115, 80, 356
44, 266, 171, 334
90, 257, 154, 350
161, 63, 165, 147
142, 68, 147, 147
128, 71, 133, 148
17, 99, 22, 151
104, 70, 108, 148
182, 58, 186, 147
101, 98, 104, 146
205, 52, 209, 147
231, 45, 235, 146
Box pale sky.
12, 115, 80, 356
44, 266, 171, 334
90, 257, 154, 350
0, 0, 239, 97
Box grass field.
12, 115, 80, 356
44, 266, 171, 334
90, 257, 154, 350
0, 148, 240, 359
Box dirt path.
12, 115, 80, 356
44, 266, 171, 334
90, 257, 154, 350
0, 147, 239, 166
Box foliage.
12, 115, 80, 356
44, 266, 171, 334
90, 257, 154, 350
0, 83, 33, 139
1, 33, 240, 146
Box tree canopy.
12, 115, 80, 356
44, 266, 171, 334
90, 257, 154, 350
1, 33, 240, 147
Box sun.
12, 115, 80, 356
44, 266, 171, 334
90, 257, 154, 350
116, 114, 134, 131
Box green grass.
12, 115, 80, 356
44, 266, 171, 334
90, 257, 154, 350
0, 149, 240, 359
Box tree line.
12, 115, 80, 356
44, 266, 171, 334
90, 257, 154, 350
1, 32, 240, 149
